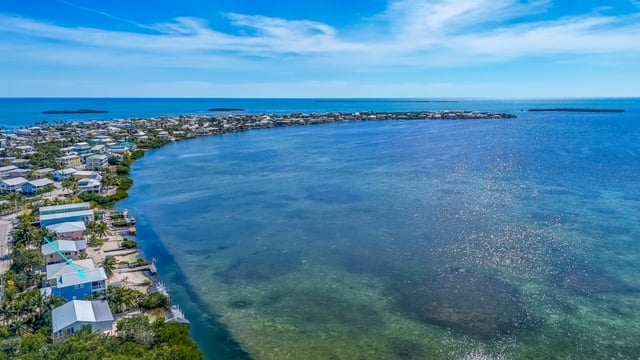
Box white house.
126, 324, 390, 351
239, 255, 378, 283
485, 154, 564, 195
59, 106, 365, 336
51, 300, 114, 340
46, 221, 87, 240
0, 177, 28, 192
0, 165, 18, 178
41, 239, 87, 265
78, 178, 102, 194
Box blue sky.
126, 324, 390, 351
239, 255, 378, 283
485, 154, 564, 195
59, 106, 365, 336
0, 0, 639, 98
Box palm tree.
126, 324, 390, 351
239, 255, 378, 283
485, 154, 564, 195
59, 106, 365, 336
101, 255, 117, 278
62, 176, 78, 195
106, 286, 142, 314
86, 220, 109, 245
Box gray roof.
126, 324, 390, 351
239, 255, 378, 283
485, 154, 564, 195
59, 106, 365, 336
27, 178, 54, 187
2, 177, 28, 186
47, 259, 95, 280
52, 300, 114, 333
56, 268, 107, 288
40, 202, 91, 213
40, 209, 94, 222
46, 221, 86, 234
0, 165, 17, 172
54, 168, 77, 175
41, 239, 87, 255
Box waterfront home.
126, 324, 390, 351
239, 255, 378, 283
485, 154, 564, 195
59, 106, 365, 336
85, 154, 108, 170
56, 155, 82, 168
45, 259, 108, 301
0, 177, 28, 192
52, 300, 114, 340
78, 178, 101, 194
0, 165, 17, 178
46, 221, 86, 240
53, 168, 77, 181
22, 178, 54, 196
39, 202, 94, 227
41, 239, 87, 265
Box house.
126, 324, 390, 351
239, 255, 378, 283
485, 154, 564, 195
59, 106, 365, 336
78, 179, 101, 194
73, 142, 92, 154
73, 170, 102, 181
45, 259, 108, 301
14, 145, 34, 152
10, 159, 30, 167
39, 203, 94, 227
0, 177, 28, 192
85, 154, 108, 170
56, 155, 82, 168
52, 300, 114, 340
33, 168, 55, 178
22, 178, 54, 195
53, 168, 77, 181
46, 221, 86, 240
0, 165, 18, 178
41, 239, 87, 265
8, 168, 30, 178
90, 144, 106, 154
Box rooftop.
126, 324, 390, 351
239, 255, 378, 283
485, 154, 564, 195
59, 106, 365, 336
40, 209, 94, 222
46, 221, 86, 233
40, 202, 91, 213
27, 178, 54, 187
2, 177, 28, 186
46, 258, 95, 280
52, 300, 114, 333
41, 239, 87, 255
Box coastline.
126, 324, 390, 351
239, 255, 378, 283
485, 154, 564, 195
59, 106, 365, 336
0, 109, 516, 359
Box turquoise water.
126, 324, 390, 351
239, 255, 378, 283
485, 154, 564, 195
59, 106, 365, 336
113, 102, 640, 359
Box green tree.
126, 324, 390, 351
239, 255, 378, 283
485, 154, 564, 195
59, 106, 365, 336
101, 255, 117, 278
61, 177, 78, 195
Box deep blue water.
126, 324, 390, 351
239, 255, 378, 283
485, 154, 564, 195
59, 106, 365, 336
1, 97, 637, 128
3, 98, 639, 359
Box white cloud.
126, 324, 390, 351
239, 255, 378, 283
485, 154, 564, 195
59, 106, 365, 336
0, 0, 639, 68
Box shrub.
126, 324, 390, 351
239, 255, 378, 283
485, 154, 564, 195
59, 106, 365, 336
121, 239, 138, 249
140, 293, 169, 310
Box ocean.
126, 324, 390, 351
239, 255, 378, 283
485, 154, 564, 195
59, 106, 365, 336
3, 98, 639, 359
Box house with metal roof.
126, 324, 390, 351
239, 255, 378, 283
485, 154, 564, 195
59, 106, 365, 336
0, 165, 18, 178
46, 221, 86, 240
41, 239, 87, 265
53, 168, 77, 182
85, 154, 108, 170
0, 177, 28, 192
44, 259, 108, 301
39, 202, 94, 227
22, 178, 54, 196
52, 300, 114, 340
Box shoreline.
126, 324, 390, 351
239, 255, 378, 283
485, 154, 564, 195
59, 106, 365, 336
1, 109, 517, 359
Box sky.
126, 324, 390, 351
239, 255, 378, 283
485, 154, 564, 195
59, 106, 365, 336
0, 0, 639, 98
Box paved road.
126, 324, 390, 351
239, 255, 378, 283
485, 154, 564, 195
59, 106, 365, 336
0, 219, 11, 274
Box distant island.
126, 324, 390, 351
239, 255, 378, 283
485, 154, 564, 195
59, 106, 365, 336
208, 107, 245, 112
527, 108, 625, 113
316, 100, 459, 103
42, 109, 109, 114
